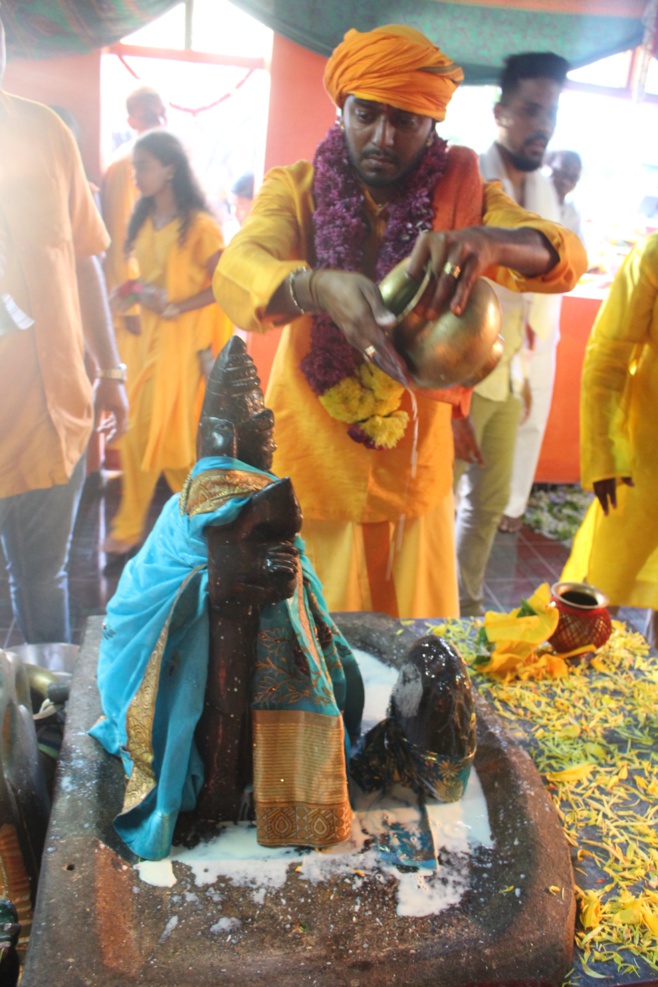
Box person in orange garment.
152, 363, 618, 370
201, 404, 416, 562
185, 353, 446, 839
0, 13, 128, 643
103, 130, 231, 558
214, 24, 587, 619
101, 86, 167, 385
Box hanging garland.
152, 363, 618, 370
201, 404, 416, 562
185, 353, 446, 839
300, 123, 448, 450
115, 52, 256, 117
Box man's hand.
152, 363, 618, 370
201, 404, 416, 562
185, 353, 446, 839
95, 378, 128, 444
593, 476, 634, 516
520, 378, 532, 424
406, 229, 500, 320
311, 269, 409, 383
452, 416, 484, 466
405, 226, 560, 319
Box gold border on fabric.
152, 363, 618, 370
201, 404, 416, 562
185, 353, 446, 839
180, 469, 273, 518
121, 568, 202, 815
252, 709, 351, 847
289, 567, 327, 674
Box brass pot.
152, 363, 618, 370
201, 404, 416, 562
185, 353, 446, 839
379, 258, 502, 389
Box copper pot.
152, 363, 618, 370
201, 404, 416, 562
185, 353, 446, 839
379, 258, 502, 389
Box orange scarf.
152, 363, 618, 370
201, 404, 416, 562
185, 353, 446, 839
324, 24, 463, 121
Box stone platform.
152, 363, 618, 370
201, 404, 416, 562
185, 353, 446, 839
22, 614, 575, 987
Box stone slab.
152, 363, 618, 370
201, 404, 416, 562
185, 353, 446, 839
22, 613, 575, 987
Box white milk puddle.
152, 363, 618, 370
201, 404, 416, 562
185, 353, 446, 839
137, 646, 493, 918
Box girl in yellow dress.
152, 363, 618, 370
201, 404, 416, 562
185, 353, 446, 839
104, 131, 231, 556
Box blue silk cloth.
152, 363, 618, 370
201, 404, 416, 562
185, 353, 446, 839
90, 457, 362, 860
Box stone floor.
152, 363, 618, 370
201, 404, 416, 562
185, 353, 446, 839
0, 473, 647, 648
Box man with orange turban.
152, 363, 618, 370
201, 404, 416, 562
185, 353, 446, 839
214, 25, 586, 620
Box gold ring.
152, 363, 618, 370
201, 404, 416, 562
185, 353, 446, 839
443, 261, 461, 279
364, 344, 376, 360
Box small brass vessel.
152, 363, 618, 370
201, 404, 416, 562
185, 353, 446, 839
379, 258, 502, 389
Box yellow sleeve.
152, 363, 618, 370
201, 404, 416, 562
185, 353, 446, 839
191, 211, 225, 268
482, 182, 587, 295
579, 234, 658, 489
166, 212, 225, 302
100, 153, 139, 291
213, 161, 316, 333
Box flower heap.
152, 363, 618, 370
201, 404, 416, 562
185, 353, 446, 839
300, 124, 448, 450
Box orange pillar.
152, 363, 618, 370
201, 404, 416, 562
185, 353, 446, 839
263, 34, 334, 170
535, 292, 603, 484
247, 34, 335, 391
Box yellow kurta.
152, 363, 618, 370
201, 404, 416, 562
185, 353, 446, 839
110, 211, 232, 545
562, 233, 658, 609
0, 91, 110, 498
214, 148, 586, 618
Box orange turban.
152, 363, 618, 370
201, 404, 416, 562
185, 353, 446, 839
324, 25, 463, 122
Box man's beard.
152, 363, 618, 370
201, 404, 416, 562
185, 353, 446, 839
505, 145, 545, 173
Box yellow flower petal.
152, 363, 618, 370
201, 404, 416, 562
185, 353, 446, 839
613, 906, 643, 925
641, 905, 658, 936
527, 582, 552, 611
546, 762, 596, 783
360, 411, 409, 449
580, 891, 602, 930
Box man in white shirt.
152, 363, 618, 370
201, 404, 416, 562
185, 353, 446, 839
455, 51, 568, 616
497, 149, 586, 533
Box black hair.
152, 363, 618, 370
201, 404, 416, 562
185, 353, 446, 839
499, 52, 569, 102
125, 130, 210, 252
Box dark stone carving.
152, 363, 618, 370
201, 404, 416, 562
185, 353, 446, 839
188, 336, 302, 827
186, 335, 480, 829
350, 635, 477, 800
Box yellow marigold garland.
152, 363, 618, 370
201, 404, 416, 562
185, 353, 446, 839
318, 363, 409, 447
360, 411, 409, 450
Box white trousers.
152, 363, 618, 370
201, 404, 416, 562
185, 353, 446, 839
504, 339, 558, 519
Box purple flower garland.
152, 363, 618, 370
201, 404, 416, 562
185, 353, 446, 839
300, 124, 449, 408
